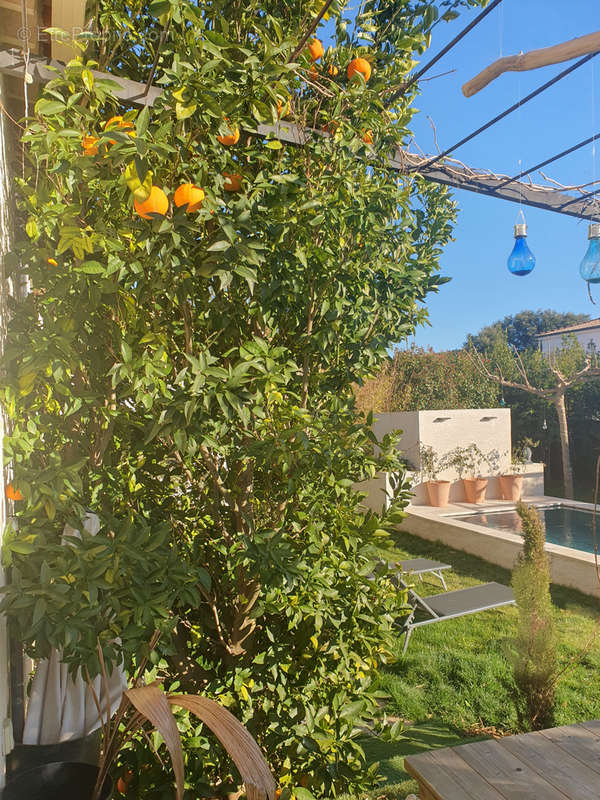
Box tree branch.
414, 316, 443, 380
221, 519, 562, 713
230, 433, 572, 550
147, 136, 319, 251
291, 0, 335, 62
301, 284, 316, 408
468, 348, 550, 399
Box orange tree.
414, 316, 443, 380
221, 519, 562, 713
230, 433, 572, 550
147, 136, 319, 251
1, 0, 485, 795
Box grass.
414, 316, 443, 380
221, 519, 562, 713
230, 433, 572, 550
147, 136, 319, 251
354, 527, 600, 799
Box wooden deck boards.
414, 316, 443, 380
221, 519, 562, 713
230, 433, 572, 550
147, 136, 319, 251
405, 720, 600, 800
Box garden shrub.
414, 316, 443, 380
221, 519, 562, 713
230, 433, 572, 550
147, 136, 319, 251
511, 502, 558, 731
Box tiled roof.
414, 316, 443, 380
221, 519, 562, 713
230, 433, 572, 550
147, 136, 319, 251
536, 318, 600, 338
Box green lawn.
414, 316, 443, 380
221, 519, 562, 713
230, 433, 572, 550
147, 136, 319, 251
355, 527, 600, 799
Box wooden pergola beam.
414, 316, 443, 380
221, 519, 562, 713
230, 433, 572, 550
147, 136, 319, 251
0, 49, 161, 106
463, 30, 600, 97
1, 48, 599, 221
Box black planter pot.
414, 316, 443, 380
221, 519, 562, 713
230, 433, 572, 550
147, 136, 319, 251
0, 761, 113, 800
6, 730, 101, 781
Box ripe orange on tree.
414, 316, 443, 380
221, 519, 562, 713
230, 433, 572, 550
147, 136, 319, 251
347, 57, 372, 83
174, 183, 205, 213
116, 770, 134, 794
320, 120, 339, 136
82, 135, 99, 156
104, 115, 136, 144
223, 172, 243, 192
276, 97, 291, 118
134, 186, 169, 219
327, 64, 339, 77
105, 115, 135, 132
47, 257, 58, 266
361, 130, 373, 144
307, 38, 324, 61
5, 484, 23, 501
217, 122, 240, 147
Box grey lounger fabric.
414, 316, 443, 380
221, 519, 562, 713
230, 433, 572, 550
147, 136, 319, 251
396, 558, 451, 589
398, 579, 515, 653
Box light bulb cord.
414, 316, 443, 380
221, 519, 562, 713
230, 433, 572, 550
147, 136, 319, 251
588, 60, 597, 304
592, 59, 598, 222
516, 72, 524, 223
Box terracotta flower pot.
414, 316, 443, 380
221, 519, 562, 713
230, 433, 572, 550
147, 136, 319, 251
425, 480, 451, 507
463, 477, 488, 504
499, 474, 523, 501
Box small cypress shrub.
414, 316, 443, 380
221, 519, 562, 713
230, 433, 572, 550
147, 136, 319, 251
511, 502, 558, 730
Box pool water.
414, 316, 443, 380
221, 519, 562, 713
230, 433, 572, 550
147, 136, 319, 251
452, 505, 599, 554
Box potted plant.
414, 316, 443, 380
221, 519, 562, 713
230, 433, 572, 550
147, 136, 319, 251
499, 440, 537, 501
0, 510, 269, 800
449, 444, 490, 504
419, 444, 451, 507
0, 634, 275, 800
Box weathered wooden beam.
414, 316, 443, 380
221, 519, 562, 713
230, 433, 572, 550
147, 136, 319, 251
389, 149, 600, 221
263, 123, 600, 221
463, 30, 600, 97
0, 50, 162, 106
2, 48, 598, 221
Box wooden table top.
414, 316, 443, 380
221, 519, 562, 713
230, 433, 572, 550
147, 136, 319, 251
404, 720, 600, 800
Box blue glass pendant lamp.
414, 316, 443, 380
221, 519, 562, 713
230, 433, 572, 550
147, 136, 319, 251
507, 222, 536, 276
579, 222, 600, 284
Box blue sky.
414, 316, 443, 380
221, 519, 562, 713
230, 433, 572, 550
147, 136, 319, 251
405, 0, 599, 350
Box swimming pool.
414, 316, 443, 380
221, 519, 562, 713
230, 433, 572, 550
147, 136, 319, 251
451, 504, 599, 555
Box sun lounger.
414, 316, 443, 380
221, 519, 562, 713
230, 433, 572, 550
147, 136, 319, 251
396, 579, 515, 654
395, 558, 451, 590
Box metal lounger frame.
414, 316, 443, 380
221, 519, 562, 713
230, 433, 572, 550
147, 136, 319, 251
397, 578, 515, 654
396, 558, 451, 590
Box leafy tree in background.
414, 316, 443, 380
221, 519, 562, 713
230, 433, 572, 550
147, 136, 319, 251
470, 334, 600, 499
0, 0, 486, 795
467, 311, 600, 499
466, 309, 590, 354
354, 346, 499, 414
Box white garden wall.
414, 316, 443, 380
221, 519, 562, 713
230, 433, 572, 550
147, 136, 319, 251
355, 408, 545, 512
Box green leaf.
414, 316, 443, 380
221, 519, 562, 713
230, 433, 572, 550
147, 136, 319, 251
294, 789, 317, 800
175, 102, 197, 120
25, 219, 39, 240
78, 261, 105, 274
234, 264, 257, 292
82, 69, 94, 92
8, 541, 36, 555
206, 240, 231, 252
35, 99, 66, 116
149, 0, 171, 17
125, 161, 153, 201
137, 106, 150, 137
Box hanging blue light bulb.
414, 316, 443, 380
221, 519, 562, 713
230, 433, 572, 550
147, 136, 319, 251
507, 222, 536, 276
579, 222, 600, 284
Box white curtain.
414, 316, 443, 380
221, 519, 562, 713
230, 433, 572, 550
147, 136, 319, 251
22, 514, 127, 744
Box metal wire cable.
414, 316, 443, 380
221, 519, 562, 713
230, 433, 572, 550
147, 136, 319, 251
385, 0, 504, 106
494, 131, 600, 190
412, 51, 600, 174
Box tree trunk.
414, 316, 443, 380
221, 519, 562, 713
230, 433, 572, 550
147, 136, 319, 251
553, 392, 574, 499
